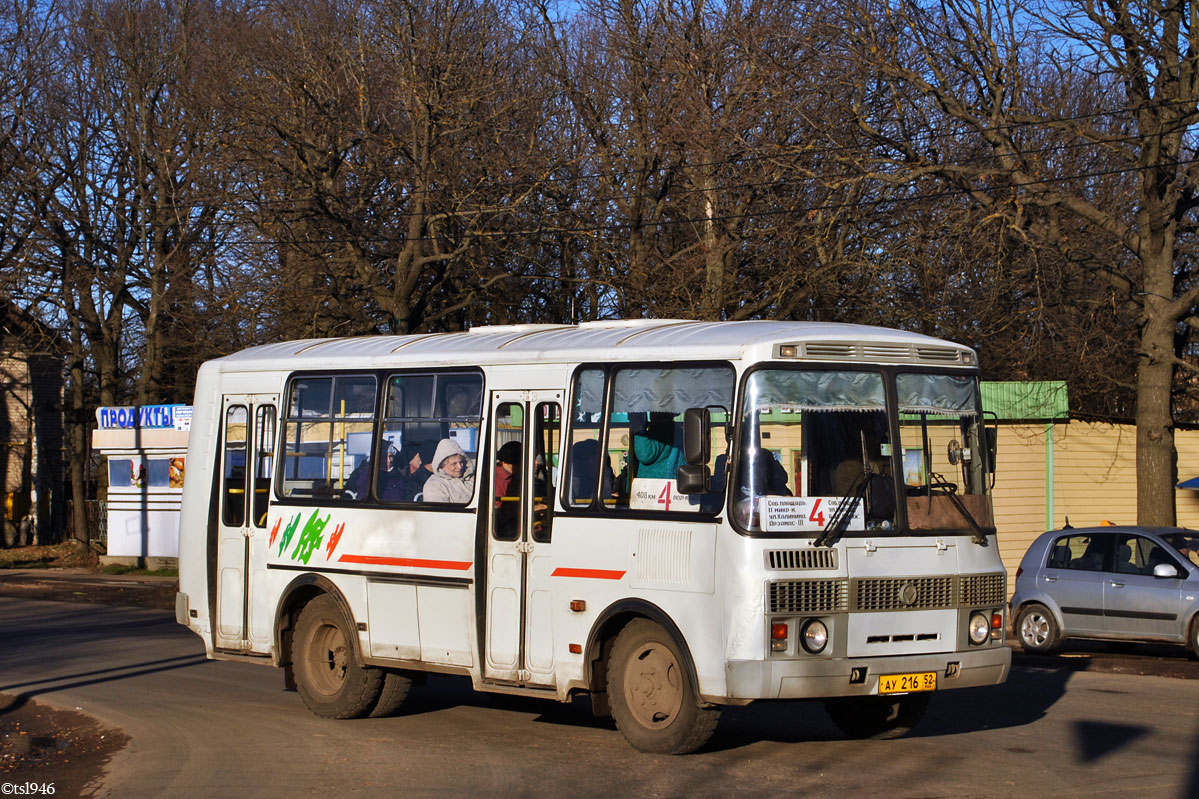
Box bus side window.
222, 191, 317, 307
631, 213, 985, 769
280, 376, 376, 500
253, 405, 276, 527
565, 368, 608, 509
492, 402, 524, 541
222, 405, 248, 527
608, 365, 734, 513
379, 371, 484, 505
532, 401, 560, 542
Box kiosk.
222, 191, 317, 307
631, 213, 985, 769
91, 404, 191, 565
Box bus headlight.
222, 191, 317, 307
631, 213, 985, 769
968, 612, 990, 645
801, 619, 829, 654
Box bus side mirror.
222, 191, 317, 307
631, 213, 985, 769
677, 464, 710, 494
683, 407, 711, 466
985, 426, 997, 473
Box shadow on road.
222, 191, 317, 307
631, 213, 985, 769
697, 665, 1077, 752
0, 653, 209, 713
381, 673, 617, 731
1187, 716, 1199, 799
382, 665, 1079, 754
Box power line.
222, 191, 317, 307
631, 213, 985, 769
20, 148, 1198, 249
31, 114, 1168, 214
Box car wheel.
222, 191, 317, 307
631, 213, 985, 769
607, 619, 720, 754
293, 594, 384, 719
1017, 603, 1060, 654
824, 694, 930, 740
1190, 618, 1199, 661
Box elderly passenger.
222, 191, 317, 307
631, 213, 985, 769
422, 438, 475, 503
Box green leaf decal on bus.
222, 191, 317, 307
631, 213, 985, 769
292, 509, 330, 565
278, 512, 302, 556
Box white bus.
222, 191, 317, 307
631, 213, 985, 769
176, 319, 1010, 754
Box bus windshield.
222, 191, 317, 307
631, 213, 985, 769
733, 369, 993, 536
895, 372, 992, 533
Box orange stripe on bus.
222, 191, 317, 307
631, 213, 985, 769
551, 567, 626, 580
338, 554, 473, 571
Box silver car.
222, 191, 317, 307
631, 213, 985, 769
1010, 526, 1199, 656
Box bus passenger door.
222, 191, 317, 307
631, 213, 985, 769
214, 395, 278, 653
483, 391, 562, 687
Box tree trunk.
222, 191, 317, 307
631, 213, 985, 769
68, 324, 90, 544
1135, 313, 1177, 526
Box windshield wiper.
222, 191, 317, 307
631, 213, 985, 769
815, 470, 882, 548
927, 472, 987, 546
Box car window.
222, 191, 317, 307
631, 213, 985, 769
1164, 532, 1199, 567
1113, 534, 1177, 576
1046, 534, 1106, 571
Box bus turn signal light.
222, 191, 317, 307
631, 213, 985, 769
770, 622, 788, 652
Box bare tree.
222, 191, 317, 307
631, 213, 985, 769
829, 0, 1199, 523
0, 0, 55, 277
9, 0, 242, 541
229, 0, 553, 336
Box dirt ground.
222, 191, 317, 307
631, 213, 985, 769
0, 571, 176, 610
0, 541, 99, 570
0, 694, 129, 798
0, 543, 172, 797
0, 542, 176, 610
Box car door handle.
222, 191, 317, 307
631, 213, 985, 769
1044, 576, 1057, 582
1109, 581, 1124, 588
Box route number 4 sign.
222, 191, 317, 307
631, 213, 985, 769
759, 496, 865, 532
629, 478, 703, 513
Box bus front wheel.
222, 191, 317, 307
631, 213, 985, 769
293, 594, 383, 719
607, 619, 719, 754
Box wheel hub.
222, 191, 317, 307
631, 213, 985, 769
309, 622, 350, 695
1022, 613, 1048, 646
626, 644, 683, 728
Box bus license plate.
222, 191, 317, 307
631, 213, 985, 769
879, 672, 937, 694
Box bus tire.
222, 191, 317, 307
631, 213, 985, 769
368, 670, 414, 718
607, 619, 719, 754
823, 693, 930, 740
293, 594, 383, 719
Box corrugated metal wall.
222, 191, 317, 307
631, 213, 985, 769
993, 422, 1199, 597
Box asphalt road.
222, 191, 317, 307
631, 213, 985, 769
2, 596, 1198, 799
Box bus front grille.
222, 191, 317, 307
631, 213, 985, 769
854, 576, 954, 611
765, 548, 837, 570
959, 572, 1007, 605
768, 579, 849, 613
769, 573, 1007, 615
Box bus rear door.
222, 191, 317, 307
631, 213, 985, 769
214, 394, 278, 653
483, 391, 562, 686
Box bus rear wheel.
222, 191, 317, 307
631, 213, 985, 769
824, 694, 930, 740
368, 669, 414, 718
607, 619, 719, 754
293, 594, 383, 719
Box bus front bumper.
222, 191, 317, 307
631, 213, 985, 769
722, 645, 1011, 701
